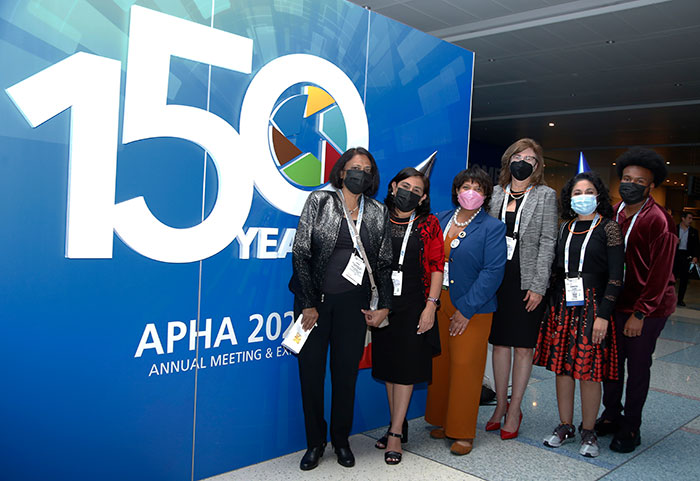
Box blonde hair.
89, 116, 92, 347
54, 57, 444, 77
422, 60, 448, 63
497, 138, 546, 188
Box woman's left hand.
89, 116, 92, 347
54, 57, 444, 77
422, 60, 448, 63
523, 290, 543, 312
449, 310, 470, 336
417, 304, 436, 334
361, 308, 389, 327
592, 317, 609, 344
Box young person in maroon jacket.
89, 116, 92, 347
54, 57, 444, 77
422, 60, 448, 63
596, 147, 678, 453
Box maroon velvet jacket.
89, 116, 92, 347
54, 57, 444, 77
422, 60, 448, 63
615, 197, 678, 317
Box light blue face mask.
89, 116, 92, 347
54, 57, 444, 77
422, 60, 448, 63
571, 194, 598, 215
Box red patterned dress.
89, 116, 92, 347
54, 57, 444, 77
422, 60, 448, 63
534, 217, 623, 382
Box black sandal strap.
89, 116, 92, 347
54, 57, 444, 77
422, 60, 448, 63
387, 432, 402, 438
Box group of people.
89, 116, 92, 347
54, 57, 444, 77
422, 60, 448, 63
289, 140, 679, 470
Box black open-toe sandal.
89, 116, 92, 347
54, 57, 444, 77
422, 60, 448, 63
376, 418, 409, 449
384, 432, 403, 465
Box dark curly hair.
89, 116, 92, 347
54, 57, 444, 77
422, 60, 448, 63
384, 167, 431, 217
560, 171, 614, 220
452, 165, 493, 208
615, 147, 667, 186
329, 147, 380, 196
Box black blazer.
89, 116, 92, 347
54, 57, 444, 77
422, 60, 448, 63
677, 224, 699, 258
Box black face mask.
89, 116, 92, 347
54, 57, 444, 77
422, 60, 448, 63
343, 169, 372, 194
619, 181, 648, 205
509, 160, 534, 181
394, 187, 421, 212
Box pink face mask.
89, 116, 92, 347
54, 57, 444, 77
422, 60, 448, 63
458, 189, 484, 210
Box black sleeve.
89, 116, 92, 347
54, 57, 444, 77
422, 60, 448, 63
375, 205, 393, 310
291, 193, 320, 309
597, 220, 625, 320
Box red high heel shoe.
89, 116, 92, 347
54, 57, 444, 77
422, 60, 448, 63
486, 403, 509, 432
500, 410, 523, 440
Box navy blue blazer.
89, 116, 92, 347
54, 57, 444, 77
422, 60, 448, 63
437, 208, 507, 319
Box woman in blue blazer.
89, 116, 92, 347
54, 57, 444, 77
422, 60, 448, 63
425, 166, 507, 455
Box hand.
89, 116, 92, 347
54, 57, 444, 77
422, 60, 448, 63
301, 307, 319, 331
449, 310, 469, 336
523, 290, 543, 312
417, 303, 436, 334
361, 308, 389, 327
623, 314, 644, 337
591, 317, 609, 344
693, 257, 698, 265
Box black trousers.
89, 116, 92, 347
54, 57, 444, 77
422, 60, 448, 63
601, 312, 667, 432
674, 249, 690, 303
296, 288, 368, 449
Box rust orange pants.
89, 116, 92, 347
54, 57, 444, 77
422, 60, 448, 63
425, 290, 492, 440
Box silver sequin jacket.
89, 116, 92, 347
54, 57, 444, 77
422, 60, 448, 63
291, 190, 393, 310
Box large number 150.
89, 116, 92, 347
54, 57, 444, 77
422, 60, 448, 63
6, 6, 368, 263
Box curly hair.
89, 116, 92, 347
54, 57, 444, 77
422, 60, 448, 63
615, 147, 667, 186
384, 167, 431, 217
452, 165, 493, 208
497, 138, 546, 188
560, 171, 614, 220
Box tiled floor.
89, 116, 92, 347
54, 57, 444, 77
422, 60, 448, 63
210, 284, 700, 481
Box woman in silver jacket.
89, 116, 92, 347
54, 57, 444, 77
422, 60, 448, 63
485, 138, 558, 440
290, 147, 393, 471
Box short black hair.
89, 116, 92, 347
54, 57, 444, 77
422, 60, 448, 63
452, 165, 493, 208
616, 147, 667, 186
328, 147, 380, 196
560, 171, 614, 220
384, 167, 431, 217
681, 211, 693, 219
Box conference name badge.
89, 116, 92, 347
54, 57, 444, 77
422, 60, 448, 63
392, 270, 403, 296
342, 253, 366, 285
565, 278, 585, 306
282, 314, 316, 354
506, 236, 517, 260
442, 262, 450, 289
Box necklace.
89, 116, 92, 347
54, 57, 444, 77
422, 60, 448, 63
390, 217, 413, 225
453, 207, 481, 227
568, 217, 601, 234
509, 185, 533, 200
347, 204, 359, 215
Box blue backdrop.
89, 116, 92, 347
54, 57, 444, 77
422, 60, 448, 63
0, 1, 474, 480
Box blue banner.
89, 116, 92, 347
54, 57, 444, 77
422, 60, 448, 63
0, 1, 474, 479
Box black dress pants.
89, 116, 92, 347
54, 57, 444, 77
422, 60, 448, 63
674, 249, 690, 303
296, 288, 368, 449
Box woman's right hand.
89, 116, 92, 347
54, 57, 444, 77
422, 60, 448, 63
301, 307, 319, 331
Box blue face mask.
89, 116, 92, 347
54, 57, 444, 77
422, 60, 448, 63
571, 194, 598, 215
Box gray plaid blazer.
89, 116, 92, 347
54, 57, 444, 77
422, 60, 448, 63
488, 184, 558, 295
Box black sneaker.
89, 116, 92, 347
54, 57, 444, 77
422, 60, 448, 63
610, 429, 641, 453
594, 417, 619, 437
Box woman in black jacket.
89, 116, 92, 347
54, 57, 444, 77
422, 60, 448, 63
291, 147, 393, 471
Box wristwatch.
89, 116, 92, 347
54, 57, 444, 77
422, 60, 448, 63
633, 311, 645, 320
427, 297, 441, 308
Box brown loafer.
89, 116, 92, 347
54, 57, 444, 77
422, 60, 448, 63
429, 428, 446, 439
450, 439, 473, 455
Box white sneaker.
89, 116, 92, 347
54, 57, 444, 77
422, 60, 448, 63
543, 423, 576, 448
579, 429, 600, 457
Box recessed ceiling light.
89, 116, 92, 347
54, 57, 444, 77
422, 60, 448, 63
674, 83, 682, 87
666, 161, 670, 164
684, 172, 688, 175
548, 122, 555, 127
612, 162, 616, 165
570, 93, 576, 97
674, 181, 678, 184
487, 58, 495, 62
606, 40, 615, 44
666, 179, 670, 182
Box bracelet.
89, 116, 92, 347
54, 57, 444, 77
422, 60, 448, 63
427, 297, 440, 307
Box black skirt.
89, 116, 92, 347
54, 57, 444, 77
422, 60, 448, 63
489, 244, 545, 348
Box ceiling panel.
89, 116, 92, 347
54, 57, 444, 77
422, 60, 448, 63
404, 0, 480, 26
372, 3, 449, 31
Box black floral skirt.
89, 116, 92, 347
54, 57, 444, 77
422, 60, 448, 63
534, 287, 619, 382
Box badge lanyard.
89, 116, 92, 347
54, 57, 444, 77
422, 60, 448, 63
441, 210, 469, 289
563, 214, 599, 306
500, 184, 531, 238
616, 197, 648, 281
392, 211, 416, 296
337, 188, 365, 251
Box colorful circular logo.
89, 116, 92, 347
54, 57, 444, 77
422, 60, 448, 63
269, 84, 347, 187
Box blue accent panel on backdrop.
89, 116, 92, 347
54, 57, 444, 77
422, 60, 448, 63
0, 1, 474, 480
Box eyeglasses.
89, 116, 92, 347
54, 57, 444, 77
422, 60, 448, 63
511, 154, 537, 164
345, 166, 372, 174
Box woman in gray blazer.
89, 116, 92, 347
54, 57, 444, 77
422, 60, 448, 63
485, 138, 558, 439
